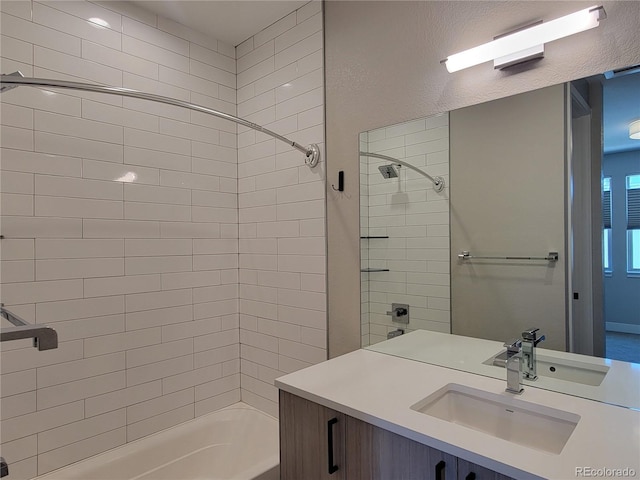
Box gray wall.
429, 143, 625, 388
603, 150, 640, 333
450, 85, 567, 351
325, 0, 640, 357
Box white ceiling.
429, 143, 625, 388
603, 70, 640, 154
131, 0, 308, 47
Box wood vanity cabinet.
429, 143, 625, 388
280, 391, 515, 480
280, 390, 346, 480
343, 414, 457, 479
456, 459, 515, 480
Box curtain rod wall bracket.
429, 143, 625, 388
432, 176, 445, 193
0, 73, 321, 168
305, 143, 320, 168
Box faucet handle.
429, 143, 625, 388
385, 303, 410, 324
522, 327, 540, 341
504, 338, 522, 352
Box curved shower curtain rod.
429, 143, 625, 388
0, 72, 320, 167
359, 151, 445, 193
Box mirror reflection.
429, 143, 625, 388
359, 65, 640, 409
359, 114, 451, 346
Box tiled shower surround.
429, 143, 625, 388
236, 7, 325, 416
360, 115, 450, 346
0, 1, 325, 477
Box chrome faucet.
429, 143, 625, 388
504, 339, 523, 394
521, 328, 545, 380
0, 306, 58, 351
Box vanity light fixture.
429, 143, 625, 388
630, 120, 640, 140
442, 5, 606, 73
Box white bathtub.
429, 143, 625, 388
36, 403, 279, 480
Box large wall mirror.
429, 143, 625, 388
359, 64, 640, 408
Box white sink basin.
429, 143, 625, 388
484, 351, 609, 386
411, 384, 580, 454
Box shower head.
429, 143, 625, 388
0, 71, 24, 93
378, 164, 398, 179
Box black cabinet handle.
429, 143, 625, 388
327, 418, 339, 474
465, 473, 476, 480
435, 460, 446, 480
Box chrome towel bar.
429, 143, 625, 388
458, 251, 559, 262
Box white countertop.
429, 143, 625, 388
368, 330, 640, 409
276, 347, 640, 480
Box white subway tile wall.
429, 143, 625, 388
1, 1, 325, 476
236, 0, 325, 418
0, 1, 320, 478
360, 115, 450, 346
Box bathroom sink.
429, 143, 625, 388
410, 383, 580, 454
483, 351, 609, 386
